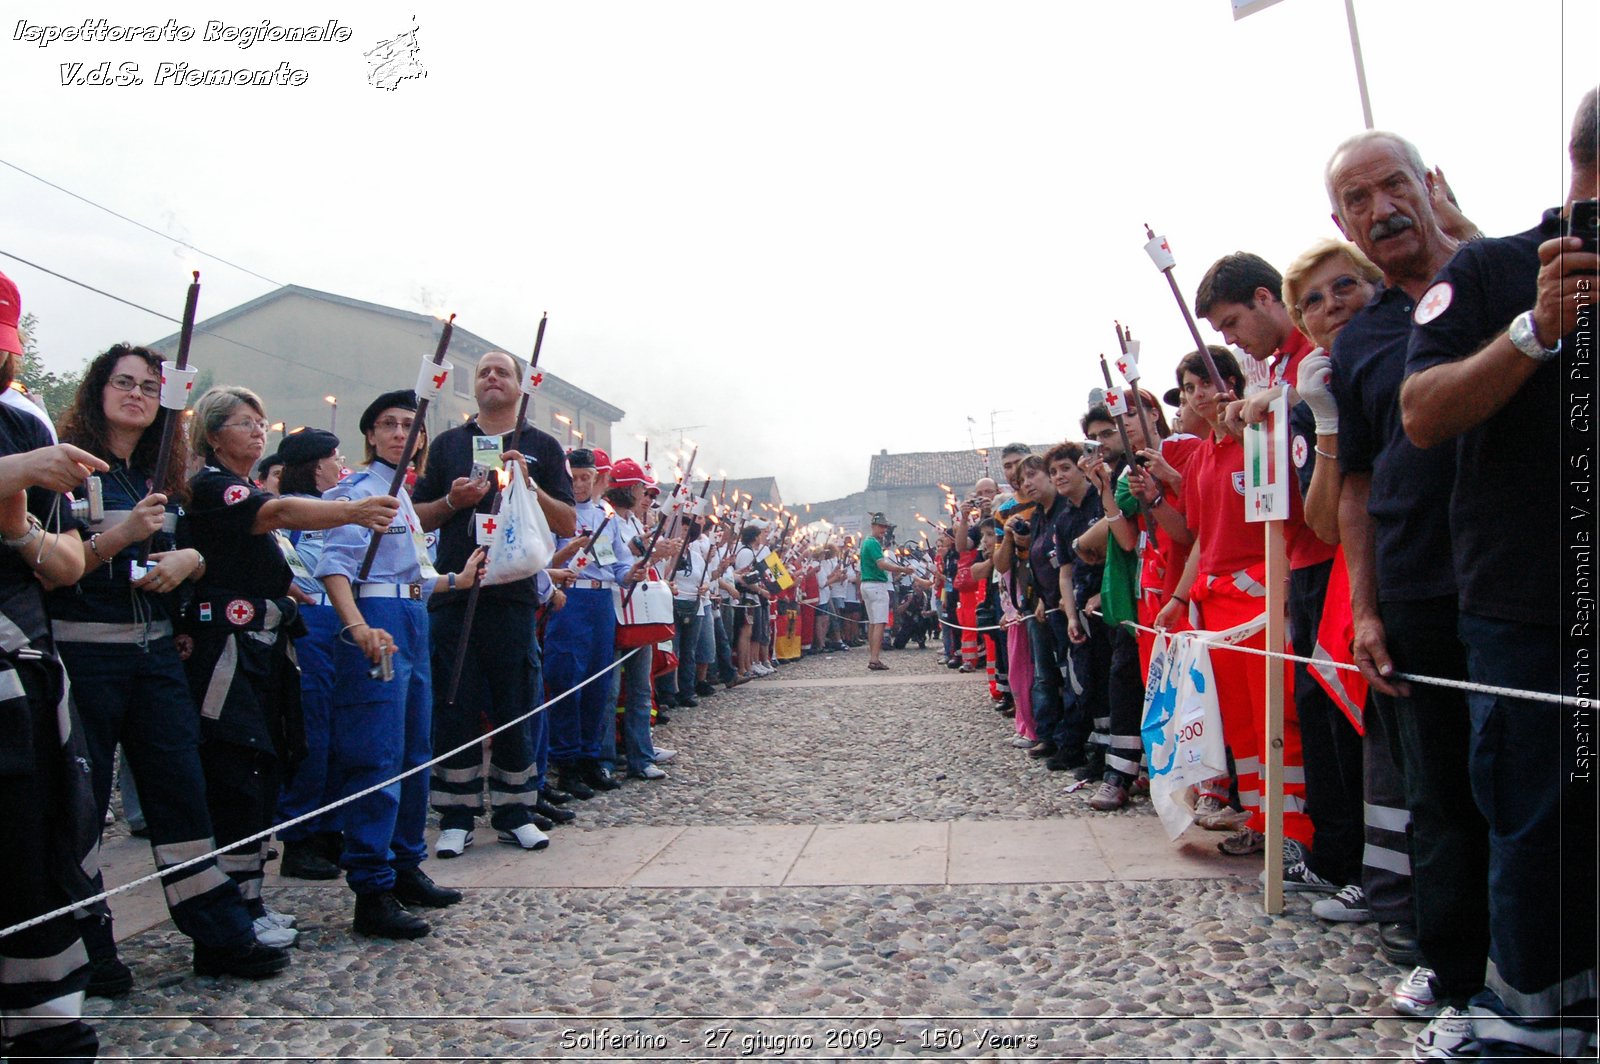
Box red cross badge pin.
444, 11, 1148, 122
223, 484, 250, 506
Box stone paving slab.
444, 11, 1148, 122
628, 824, 816, 887
783, 822, 950, 885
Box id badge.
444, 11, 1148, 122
274, 531, 311, 576
471, 436, 503, 479
591, 528, 617, 566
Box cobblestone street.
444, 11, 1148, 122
91, 646, 1422, 1061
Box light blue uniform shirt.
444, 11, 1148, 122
314, 462, 436, 600
559, 498, 632, 586
285, 493, 329, 599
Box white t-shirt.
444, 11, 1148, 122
1, 387, 56, 443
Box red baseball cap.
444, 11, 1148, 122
0, 271, 23, 357
609, 457, 655, 487
591, 447, 612, 472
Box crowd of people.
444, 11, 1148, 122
0, 91, 1593, 1062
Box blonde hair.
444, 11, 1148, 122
190, 385, 265, 461
1281, 239, 1383, 335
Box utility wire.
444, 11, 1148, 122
0, 156, 284, 288
0, 247, 378, 391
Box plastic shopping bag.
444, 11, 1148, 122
481, 466, 555, 586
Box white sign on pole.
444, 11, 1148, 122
1243, 390, 1290, 523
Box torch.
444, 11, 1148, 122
1144, 224, 1225, 393
1113, 321, 1159, 456
356, 312, 456, 580
140, 271, 202, 563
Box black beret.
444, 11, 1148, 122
359, 390, 419, 435
279, 429, 339, 466
256, 452, 283, 474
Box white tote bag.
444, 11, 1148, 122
481, 469, 555, 587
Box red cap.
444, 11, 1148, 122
609, 457, 656, 487
0, 271, 22, 357
591, 447, 612, 472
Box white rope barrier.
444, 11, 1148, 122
0, 647, 643, 942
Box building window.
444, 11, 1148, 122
453, 360, 472, 398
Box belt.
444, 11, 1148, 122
572, 579, 612, 590
358, 582, 425, 601
52, 618, 174, 644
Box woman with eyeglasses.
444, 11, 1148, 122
313, 391, 483, 939
48, 346, 296, 993
181, 386, 398, 946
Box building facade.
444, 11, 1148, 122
148, 285, 624, 453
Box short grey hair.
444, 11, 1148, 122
1324, 130, 1429, 221
190, 385, 264, 460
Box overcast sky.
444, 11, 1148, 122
4, 1, 1593, 502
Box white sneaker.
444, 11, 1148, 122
258, 908, 297, 930
632, 764, 668, 780
1411, 1006, 1477, 1059
496, 823, 550, 851
435, 828, 474, 859
1392, 966, 1440, 1018
1311, 884, 1372, 922
253, 917, 298, 948
1010, 736, 1040, 749
652, 747, 677, 764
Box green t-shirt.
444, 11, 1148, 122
859, 536, 888, 582
1102, 474, 1140, 627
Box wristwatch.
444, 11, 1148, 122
2, 513, 44, 551
1509, 310, 1561, 362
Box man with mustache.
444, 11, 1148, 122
1399, 89, 1599, 1060
1322, 130, 1484, 1059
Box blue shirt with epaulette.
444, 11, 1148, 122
314, 462, 434, 597
282, 493, 329, 599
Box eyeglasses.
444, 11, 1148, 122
222, 418, 269, 434
1295, 274, 1363, 317
1088, 428, 1119, 441
108, 373, 161, 399
373, 418, 415, 433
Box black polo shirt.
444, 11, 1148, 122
1027, 494, 1067, 610
413, 417, 573, 609
1059, 491, 1105, 604
187, 464, 290, 597
1330, 283, 1459, 603
1405, 208, 1575, 625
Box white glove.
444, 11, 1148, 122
1296, 350, 1339, 436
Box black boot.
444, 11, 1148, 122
540, 785, 572, 805
553, 760, 595, 801
392, 867, 462, 908
192, 938, 292, 978
583, 758, 621, 792
534, 798, 576, 824
80, 915, 132, 998
280, 838, 341, 880
353, 891, 430, 939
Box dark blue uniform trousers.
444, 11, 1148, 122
329, 598, 431, 895
57, 636, 253, 949
276, 604, 341, 843
544, 586, 617, 763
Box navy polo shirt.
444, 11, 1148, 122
1330, 283, 1459, 603
1058, 491, 1105, 604
188, 465, 291, 597
1405, 208, 1572, 625
1027, 494, 1067, 610
413, 418, 573, 609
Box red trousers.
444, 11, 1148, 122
1192, 566, 1313, 845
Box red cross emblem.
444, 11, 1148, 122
482, 517, 497, 536
1413, 281, 1453, 325
431, 368, 449, 390
528, 372, 544, 388
225, 599, 255, 626
575, 554, 590, 570
223, 484, 250, 506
